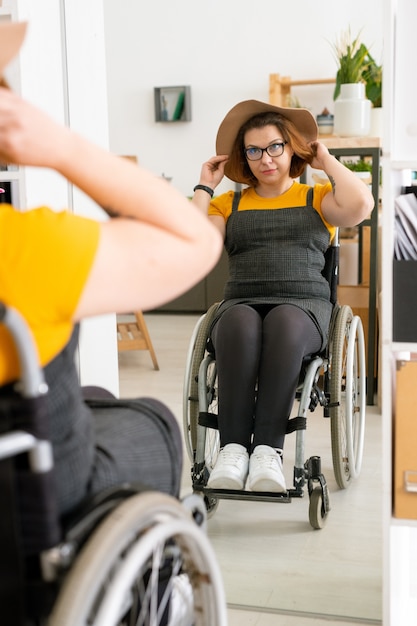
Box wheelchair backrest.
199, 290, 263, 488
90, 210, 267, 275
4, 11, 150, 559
0, 303, 61, 625
322, 235, 340, 306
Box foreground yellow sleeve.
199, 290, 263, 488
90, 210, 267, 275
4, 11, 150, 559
0, 205, 100, 383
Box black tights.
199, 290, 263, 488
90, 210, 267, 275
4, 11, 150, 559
211, 304, 322, 452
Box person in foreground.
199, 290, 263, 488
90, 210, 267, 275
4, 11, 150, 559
192, 99, 374, 493
0, 22, 223, 515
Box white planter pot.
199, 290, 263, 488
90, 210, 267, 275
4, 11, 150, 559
369, 107, 383, 139
333, 83, 371, 137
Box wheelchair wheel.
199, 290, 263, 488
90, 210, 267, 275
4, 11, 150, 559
329, 305, 366, 489
183, 303, 220, 465
309, 485, 328, 530
49, 492, 227, 626
192, 352, 221, 517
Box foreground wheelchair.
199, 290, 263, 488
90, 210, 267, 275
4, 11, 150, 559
0, 303, 227, 625
183, 238, 366, 530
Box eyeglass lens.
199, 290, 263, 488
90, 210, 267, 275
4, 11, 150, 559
245, 142, 286, 161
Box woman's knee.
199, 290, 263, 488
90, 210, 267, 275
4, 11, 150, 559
263, 305, 321, 354
212, 304, 262, 345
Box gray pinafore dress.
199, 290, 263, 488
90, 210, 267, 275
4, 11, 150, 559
210, 187, 333, 351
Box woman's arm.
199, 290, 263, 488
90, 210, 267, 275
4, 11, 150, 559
0, 87, 223, 318
309, 141, 374, 227
191, 155, 229, 240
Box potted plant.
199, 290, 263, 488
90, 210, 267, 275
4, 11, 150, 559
362, 53, 383, 138
343, 158, 373, 187
332, 29, 369, 101
362, 53, 382, 108
343, 158, 373, 173
331, 28, 372, 137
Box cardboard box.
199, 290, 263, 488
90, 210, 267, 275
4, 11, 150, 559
394, 359, 417, 520
337, 284, 370, 359
339, 238, 359, 285
339, 227, 371, 286
393, 260, 417, 342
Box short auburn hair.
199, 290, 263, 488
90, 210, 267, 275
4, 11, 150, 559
228, 112, 316, 187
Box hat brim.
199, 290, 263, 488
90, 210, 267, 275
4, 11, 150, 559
0, 22, 27, 79
215, 99, 318, 183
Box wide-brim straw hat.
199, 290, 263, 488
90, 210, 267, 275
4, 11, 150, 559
0, 22, 27, 78
215, 99, 318, 183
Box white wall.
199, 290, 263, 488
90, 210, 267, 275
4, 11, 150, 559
15, 0, 119, 396
8, 0, 384, 399
103, 0, 384, 196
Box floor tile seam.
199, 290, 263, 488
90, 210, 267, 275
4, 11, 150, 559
227, 603, 382, 624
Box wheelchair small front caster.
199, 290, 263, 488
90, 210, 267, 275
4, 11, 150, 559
204, 492, 219, 518
306, 458, 330, 529
308, 482, 330, 530
182, 492, 208, 530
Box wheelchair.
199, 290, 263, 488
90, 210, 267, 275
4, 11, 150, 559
183, 236, 366, 530
0, 303, 227, 625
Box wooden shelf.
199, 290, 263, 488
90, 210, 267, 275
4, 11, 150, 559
269, 73, 335, 107
154, 86, 191, 122
320, 136, 382, 149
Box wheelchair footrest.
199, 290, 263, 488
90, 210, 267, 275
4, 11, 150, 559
194, 485, 292, 503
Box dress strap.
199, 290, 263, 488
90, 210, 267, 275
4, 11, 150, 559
231, 191, 242, 212
306, 186, 314, 206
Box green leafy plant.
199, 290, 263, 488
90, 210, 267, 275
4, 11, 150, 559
343, 158, 372, 172
361, 52, 382, 108
332, 28, 370, 101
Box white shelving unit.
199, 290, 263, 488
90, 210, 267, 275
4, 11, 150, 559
382, 0, 417, 624
2, 0, 120, 396
0, 3, 25, 210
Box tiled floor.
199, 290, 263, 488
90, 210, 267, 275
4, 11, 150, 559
118, 312, 382, 626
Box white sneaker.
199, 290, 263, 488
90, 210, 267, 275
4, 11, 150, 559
207, 443, 249, 490
168, 574, 194, 626
247, 445, 287, 493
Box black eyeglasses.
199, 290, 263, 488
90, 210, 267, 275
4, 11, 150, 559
244, 142, 287, 161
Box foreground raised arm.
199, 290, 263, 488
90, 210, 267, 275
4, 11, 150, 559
0, 87, 223, 317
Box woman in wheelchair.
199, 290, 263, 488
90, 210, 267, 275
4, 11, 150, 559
192, 99, 374, 494
0, 22, 223, 515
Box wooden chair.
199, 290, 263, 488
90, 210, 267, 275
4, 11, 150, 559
269, 73, 335, 107
117, 311, 159, 370
116, 156, 159, 369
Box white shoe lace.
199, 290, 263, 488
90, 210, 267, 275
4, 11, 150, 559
219, 449, 247, 465
252, 453, 281, 470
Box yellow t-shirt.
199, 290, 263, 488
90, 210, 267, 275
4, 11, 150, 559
0, 205, 100, 385
208, 182, 336, 239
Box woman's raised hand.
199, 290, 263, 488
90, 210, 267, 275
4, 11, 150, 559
198, 154, 229, 190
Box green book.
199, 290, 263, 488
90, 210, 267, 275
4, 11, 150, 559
173, 91, 185, 121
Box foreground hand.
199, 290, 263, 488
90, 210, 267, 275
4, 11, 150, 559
0, 87, 71, 168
